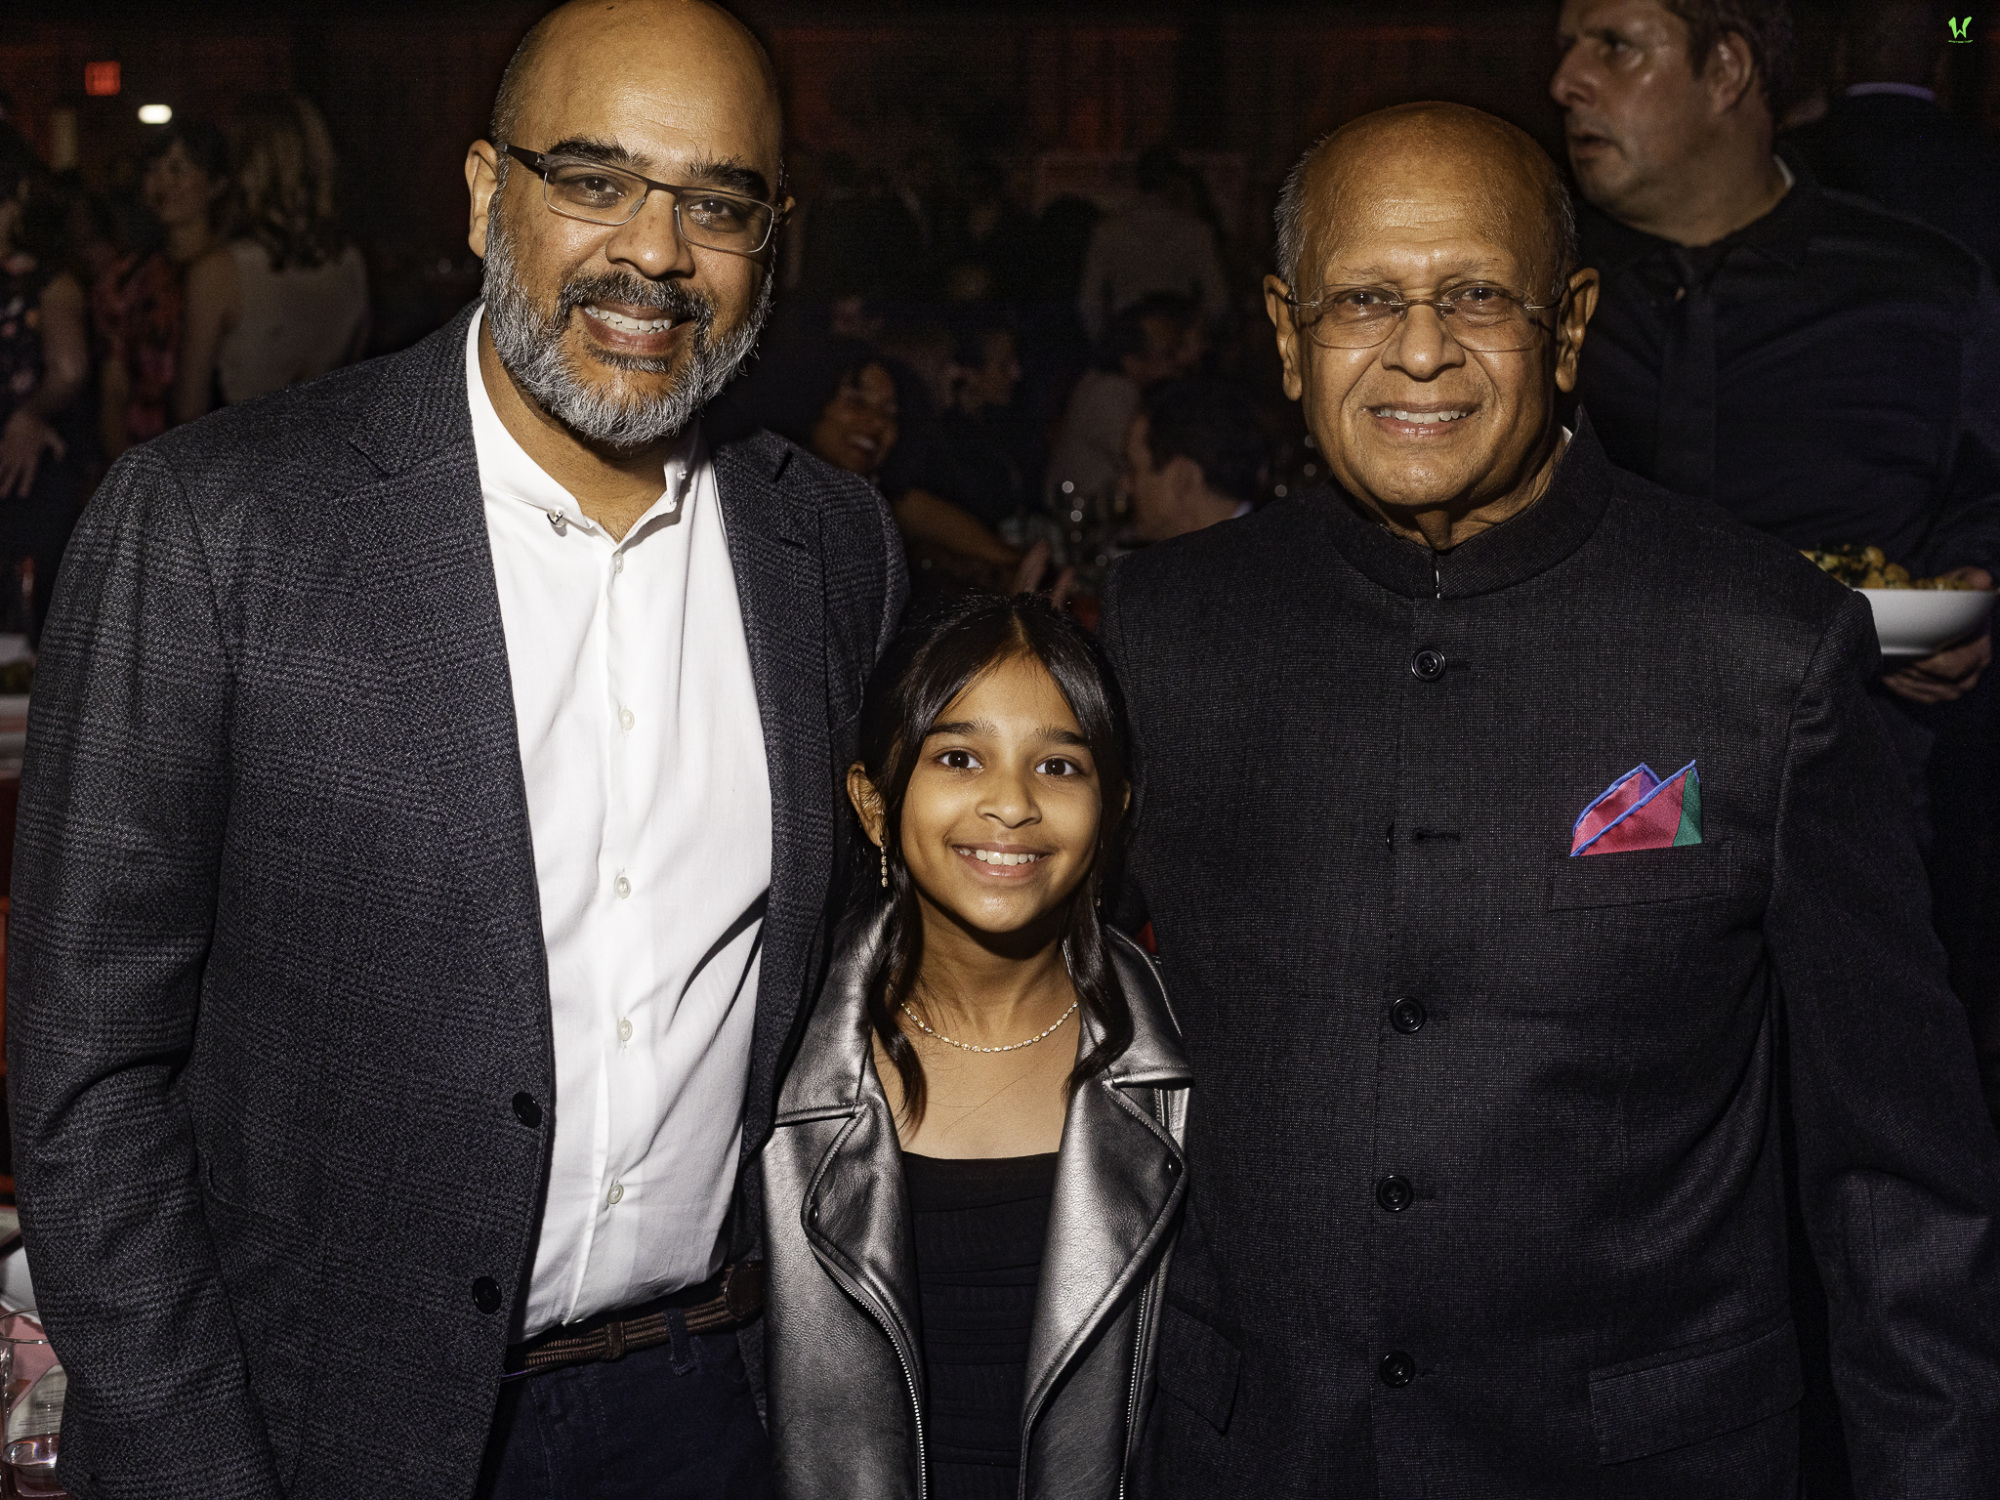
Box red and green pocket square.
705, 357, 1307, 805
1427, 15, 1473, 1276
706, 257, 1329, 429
1570, 760, 1702, 856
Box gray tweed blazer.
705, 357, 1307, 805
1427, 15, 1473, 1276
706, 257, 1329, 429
6, 304, 907, 1500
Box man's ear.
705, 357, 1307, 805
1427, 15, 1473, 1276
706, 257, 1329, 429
1553, 267, 1600, 394
1704, 30, 1764, 117
847, 764, 887, 847
1264, 274, 1306, 403
466, 140, 501, 262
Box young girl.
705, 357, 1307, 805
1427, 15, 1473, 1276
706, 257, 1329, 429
762, 593, 1190, 1500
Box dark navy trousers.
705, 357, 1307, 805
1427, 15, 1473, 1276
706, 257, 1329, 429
475, 1319, 771, 1500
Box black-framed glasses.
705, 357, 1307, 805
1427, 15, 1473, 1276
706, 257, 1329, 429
501, 144, 780, 256
1283, 281, 1561, 352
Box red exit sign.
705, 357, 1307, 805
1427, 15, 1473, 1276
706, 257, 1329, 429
83, 61, 121, 97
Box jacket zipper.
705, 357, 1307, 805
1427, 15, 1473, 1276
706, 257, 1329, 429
818, 1253, 927, 1500
1116, 1276, 1153, 1500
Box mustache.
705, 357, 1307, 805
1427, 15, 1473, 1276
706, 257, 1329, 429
558, 273, 716, 334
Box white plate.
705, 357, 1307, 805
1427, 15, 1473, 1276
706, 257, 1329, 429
1860, 588, 1998, 659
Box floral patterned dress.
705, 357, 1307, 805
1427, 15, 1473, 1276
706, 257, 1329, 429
90, 249, 182, 445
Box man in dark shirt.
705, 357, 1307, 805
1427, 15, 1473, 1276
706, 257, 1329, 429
1553, 0, 2000, 1117
1785, 0, 2000, 273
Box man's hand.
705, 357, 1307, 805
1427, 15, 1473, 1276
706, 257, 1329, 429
1882, 567, 1994, 704
0, 410, 64, 500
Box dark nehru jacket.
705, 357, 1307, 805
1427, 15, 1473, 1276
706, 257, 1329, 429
1102, 417, 2000, 1499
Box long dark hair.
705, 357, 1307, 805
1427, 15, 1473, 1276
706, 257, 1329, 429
854, 593, 1134, 1125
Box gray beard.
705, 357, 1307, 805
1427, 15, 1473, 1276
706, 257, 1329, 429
482, 191, 770, 451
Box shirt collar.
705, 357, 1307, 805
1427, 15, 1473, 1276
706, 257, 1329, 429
1845, 82, 1937, 102
464, 305, 701, 541
1582, 155, 1817, 278
1309, 411, 1613, 601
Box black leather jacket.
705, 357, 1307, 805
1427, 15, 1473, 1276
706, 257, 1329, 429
761, 905, 1192, 1500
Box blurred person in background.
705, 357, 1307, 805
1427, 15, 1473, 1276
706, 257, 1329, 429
759, 335, 1024, 595
930, 157, 1036, 305
1120, 375, 1263, 543
886, 315, 1041, 535
1553, 0, 2000, 1100
93, 118, 228, 460
1784, 0, 2000, 272
1076, 146, 1228, 343
1045, 291, 1202, 513
179, 93, 369, 421
0, 124, 88, 635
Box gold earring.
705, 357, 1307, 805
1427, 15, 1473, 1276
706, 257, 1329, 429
880, 845, 889, 889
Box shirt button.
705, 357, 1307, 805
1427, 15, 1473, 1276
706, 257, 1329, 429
1410, 648, 1447, 681
511, 1092, 543, 1127
614, 874, 631, 899
472, 1276, 503, 1314
1378, 1351, 1416, 1388
1390, 998, 1427, 1034
617, 1018, 634, 1044
619, 707, 635, 731
612, 554, 625, 575
1376, 1175, 1414, 1213
607, 1181, 625, 1206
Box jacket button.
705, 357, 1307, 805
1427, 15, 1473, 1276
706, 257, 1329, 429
1390, 998, 1427, 1034
472, 1276, 502, 1314
1376, 1175, 1414, 1213
1378, 1350, 1416, 1387
1164, 1154, 1181, 1177
1410, 648, 1446, 681
512, 1092, 543, 1128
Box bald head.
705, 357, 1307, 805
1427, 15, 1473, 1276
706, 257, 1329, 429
1275, 103, 1576, 301
491, 0, 781, 163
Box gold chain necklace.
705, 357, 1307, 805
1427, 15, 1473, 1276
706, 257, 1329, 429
899, 999, 1079, 1054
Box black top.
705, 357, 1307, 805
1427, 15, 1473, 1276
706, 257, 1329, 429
1570, 166, 2000, 575
903, 1151, 1057, 1500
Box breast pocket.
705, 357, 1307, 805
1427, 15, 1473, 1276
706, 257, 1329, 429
1547, 839, 1737, 912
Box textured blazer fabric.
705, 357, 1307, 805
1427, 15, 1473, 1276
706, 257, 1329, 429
5, 304, 907, 1500
1101, 415, 2000, 1500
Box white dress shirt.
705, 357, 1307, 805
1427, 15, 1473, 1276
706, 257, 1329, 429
464, 311, 772, 1337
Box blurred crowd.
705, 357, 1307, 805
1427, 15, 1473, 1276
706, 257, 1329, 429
0, 1, 1994, 636
0, 91, 367, 633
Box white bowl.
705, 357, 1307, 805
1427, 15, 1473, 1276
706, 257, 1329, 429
1860, 588, 1998, 659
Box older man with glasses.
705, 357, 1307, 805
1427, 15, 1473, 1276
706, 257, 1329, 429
1101, 101, 2000, 1499
8, 4, 905, 1499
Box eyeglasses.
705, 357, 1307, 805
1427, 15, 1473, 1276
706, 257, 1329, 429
1283, 282, 1560, 352
501, 144, 780, 256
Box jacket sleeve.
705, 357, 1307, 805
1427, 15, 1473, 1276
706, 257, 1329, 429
1098, 564, 1152, 937
1764, 590, 2000, 1497
8, 450, 284, 1500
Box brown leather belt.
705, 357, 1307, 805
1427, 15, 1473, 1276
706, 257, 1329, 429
504, 1261, 765, 1377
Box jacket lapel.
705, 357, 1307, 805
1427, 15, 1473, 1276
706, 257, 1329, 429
783, 909, 925, 1384
713, 437, 836, 1151
1021, 942, 1192, 1432
331, 307, 553, 1088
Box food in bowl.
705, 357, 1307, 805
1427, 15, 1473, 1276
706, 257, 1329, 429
1802, 544, 1978, 591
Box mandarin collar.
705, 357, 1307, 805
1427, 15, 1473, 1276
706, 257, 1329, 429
1311, 409, 1614, 601
1581, 158, 1821, 279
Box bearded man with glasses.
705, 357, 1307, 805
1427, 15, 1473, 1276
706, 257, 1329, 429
1101, 101, 2000, 1499
7, 4, 905, 1499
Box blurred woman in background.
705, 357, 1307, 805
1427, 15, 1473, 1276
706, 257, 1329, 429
93, 118, 227, 460
179, 93, 368, 419
0, 125, 88, 635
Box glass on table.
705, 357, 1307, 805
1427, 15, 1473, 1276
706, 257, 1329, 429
0, 1316, 69, 1498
